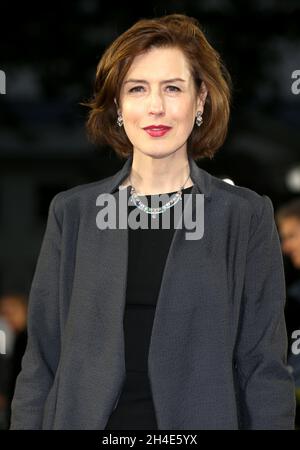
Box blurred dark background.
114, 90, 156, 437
0, 0, 300, 428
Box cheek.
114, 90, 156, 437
171, 102, 195, 121
122, 101, 143, 121
126, 113, 143, 127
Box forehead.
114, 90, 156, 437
124, 47, 192, 80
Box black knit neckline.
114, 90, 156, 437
130, 185, 193, 198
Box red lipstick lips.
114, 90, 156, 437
143, 125, 172, 137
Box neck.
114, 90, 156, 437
124, 151, 193, 195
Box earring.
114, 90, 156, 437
117, 114, 123, 127
195, 111, 203, 127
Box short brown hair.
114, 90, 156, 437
81, 13, 233, 161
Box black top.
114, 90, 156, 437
104, 185, 193, 430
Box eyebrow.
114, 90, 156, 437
123, 78, 186, 85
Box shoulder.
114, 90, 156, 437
47, 173, 117, 221
206, 170, 274, 228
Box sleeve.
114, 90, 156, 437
9, 194, 62, 429
234, 195, 296, 429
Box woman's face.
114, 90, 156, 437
118, 46, 207, 159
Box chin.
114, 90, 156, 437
142, 147, 182, 159
140, 148, 175, 159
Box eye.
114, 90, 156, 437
166, 85, 181, 92
128, 86, 144, 93
128, 85, 181, 93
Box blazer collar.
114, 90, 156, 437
103, 154, 213, 201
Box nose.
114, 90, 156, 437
148, 90, 165, 115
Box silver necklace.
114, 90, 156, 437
129, 171, 191, 219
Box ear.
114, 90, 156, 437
196, 81, 208, 113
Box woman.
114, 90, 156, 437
10, 13, 295, 430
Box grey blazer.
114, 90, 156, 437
10, 155, 296, 430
